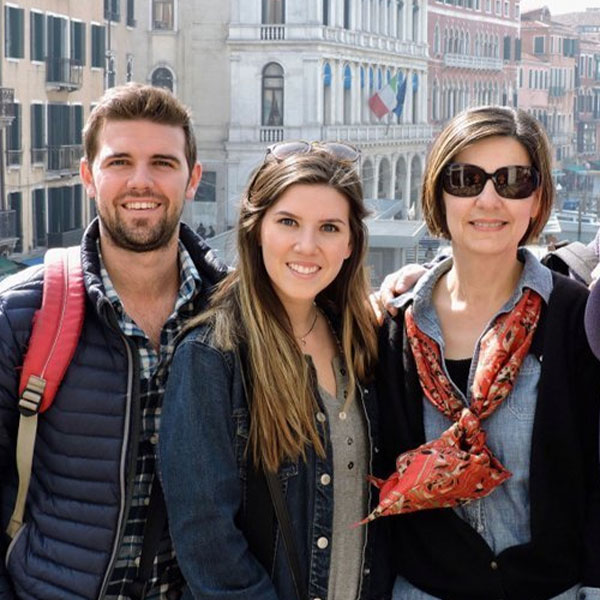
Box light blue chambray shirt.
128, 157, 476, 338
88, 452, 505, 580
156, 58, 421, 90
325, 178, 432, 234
391, 248, 599, 600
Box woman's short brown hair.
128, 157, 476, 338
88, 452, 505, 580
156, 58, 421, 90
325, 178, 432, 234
422, 106, 554, 245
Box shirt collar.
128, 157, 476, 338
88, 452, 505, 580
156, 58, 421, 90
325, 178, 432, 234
99, 240, 203, 321
391, 247, 553, 329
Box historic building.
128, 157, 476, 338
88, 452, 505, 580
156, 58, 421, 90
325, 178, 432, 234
130, 0, 432, 277
0, 0, 138, 258
519, 7, 577, 168
427, 0, 521, 130
554, 9, 600, 163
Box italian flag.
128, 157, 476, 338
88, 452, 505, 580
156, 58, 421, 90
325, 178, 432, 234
368, 75, 399, 119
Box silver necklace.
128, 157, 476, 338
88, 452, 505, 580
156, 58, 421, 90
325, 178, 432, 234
296, 307, 318, 346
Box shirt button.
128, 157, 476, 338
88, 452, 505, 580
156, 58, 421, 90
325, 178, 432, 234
317, 536, 329, 549
320, 473, 331, 486
490, 560, 498, 570
343, 390, 348, 399
339, 411, 347, 420
348, 461, 354, 470
363, 388, 369, 395
316, 412, 327, 423
347, 437, 354, 445
363, 567, 371, 575
477, 524, 484, 533
149, 433, 159, 445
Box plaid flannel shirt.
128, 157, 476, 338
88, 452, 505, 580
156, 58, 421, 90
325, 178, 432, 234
101, 242, 202, 600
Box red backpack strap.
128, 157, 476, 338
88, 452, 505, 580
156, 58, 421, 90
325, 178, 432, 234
7, 246, 85, 538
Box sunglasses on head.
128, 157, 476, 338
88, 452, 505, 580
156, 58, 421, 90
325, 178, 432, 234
265, 140, 361, 164
441, 163, 540, 200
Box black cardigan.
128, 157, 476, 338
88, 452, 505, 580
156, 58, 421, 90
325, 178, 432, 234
376, 272, 600, 600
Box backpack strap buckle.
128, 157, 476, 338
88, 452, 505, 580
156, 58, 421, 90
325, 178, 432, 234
18, 375, 46, 416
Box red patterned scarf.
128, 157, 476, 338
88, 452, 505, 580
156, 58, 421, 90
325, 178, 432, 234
362, 288, 542, 523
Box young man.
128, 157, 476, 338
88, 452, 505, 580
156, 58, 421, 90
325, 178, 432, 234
0, 84, 228, 599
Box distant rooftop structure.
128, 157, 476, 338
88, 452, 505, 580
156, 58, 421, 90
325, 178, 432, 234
554, 7, 600, 31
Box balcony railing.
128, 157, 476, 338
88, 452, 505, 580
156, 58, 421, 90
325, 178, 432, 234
0, 88, 14, 128
104, 9, 120, 22
46, 57, 83, 90
443, 53, 504, 71
551, 132, 570, 145
549, 86, 565, 97
5, 149, 22, 167
260, 126, 284, 142
228, 24, 427, 58
31, 147, 47, 165
261, 25, 285, 40
47, 228, 85, 248
47, 145, 83, 173
0, 210, 16, 241
322, 123, 434, 144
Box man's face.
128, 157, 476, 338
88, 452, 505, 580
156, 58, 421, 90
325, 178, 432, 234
80, 119, 202, 252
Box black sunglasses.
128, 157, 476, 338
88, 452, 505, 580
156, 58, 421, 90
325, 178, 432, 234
442, 163, 540, 200
265, 140, 361, 164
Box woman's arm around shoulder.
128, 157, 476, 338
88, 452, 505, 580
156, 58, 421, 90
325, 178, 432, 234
159, 327, 279, 600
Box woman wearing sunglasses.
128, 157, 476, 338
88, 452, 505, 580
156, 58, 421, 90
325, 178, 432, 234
159, 142, 393, 600
371, 106, 600, 600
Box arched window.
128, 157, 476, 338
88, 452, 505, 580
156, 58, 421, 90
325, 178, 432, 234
262, 63, 284, 126
323, 62, 332, 125
262, 0, 285, 24
433, 24, 440, 54
151, 66, 174, 91
378, 157, 391, 198
412, 72, 419, 123
362, 158, 375, 198
343, 64, 352, 124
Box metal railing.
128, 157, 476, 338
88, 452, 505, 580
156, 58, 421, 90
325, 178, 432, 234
549, 86, 566, 97
46, 57, 83, 90
47, 145, 83, 172
0, 210, 16, 241
5, 149, 22, 167
0, 88, 14, 128
31, 147, 47, 164
47, 228, 85, 248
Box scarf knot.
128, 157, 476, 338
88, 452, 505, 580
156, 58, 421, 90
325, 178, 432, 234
362, 288, 542, 524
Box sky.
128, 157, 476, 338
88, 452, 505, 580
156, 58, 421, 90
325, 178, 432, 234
520, 0, 600, 16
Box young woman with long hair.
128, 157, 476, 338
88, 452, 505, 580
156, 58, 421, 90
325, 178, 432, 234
159, 143, 392, 600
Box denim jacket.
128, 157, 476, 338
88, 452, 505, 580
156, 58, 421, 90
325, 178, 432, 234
159, 323, 392, 600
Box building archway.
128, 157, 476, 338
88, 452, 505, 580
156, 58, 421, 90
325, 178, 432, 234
378, 157, 392, 198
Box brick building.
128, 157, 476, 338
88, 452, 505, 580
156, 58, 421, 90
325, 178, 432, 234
427, 0, 520, 130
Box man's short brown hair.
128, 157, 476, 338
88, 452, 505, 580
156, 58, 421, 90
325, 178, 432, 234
83, 83, 197, 174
